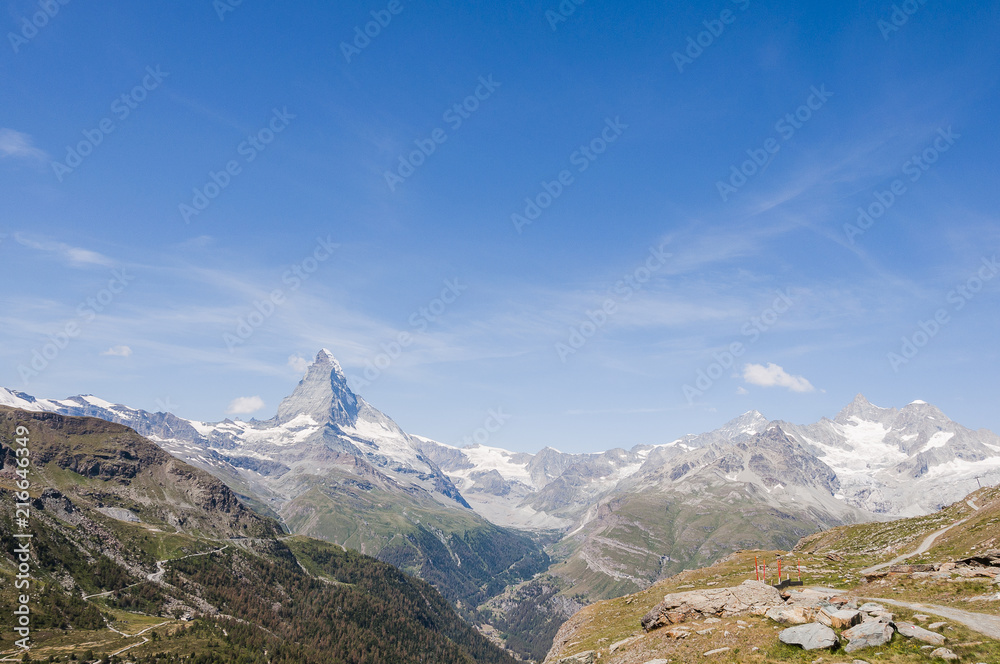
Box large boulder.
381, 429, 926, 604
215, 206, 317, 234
779, 623, 838, 651
956, 549, 1000, 567
766, 605, 814, 625
842, 621, 895, 653
857, 602, 886, 613
555, 652, 595, 664
826, 609, 862, 629
896, 621, 946, 645
784, 588, 837, 608
641, 581, 783, 631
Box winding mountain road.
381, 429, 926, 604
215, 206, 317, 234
83, 545, 228, 599
859, 519, 968, 576
863, 597, 1000, 640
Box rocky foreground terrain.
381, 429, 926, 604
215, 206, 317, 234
543, 485, 1000, 663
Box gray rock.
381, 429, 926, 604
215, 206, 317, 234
858, 602, 886, 613
785, 588, 837, 609
861, 610, 893, 624
641, 580, 783, 631
927, 621, 948, 630
831, 609, 862, 629
642, 660, 670, 664
779, 622, 838, 651
929, 647, 959, 661
608, 635, 641, 653
97, 506, 141, 522
896, 621, 945, 645
555, 651, 595, 664
842, 621, 895, 653
956, 549, 1000, 567
703, 647, 731, 656
765, 605, 813, 625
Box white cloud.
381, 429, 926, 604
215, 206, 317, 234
14, 234, 115, 267
742, 363, 815, 392
226, 395, 265, 416
101, 345, 133, 357
287, 354, 310, 373
736, 386, 749, 395
0, 128, 48, 162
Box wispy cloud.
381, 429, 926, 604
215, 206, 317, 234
0, 128, 48, 162
100, 345, 133, 357
15, 234, 115, 268
742, 363, 815, 392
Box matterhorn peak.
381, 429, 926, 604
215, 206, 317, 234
275, 349, 358, 426
314, 348, 345, 374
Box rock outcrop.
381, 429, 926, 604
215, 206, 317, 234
778, 623, 838, 650
896, 621, 946, 645
641, 581, 783, 631
842, 621, 895, 652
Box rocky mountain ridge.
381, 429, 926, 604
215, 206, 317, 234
0, 406, 519, 664
5, 351, 1000, 658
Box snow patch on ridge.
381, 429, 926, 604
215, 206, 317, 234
450, 444, 535, 488
918, 431, 955, 454
805, 417, 907, 475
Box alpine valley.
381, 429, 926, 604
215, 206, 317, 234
4, 349, 999, 661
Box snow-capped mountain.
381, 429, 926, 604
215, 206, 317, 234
0, 352, 555, 654
778, 394, 1000, 515
1, 349, 469, 519
5, 351, 999, 607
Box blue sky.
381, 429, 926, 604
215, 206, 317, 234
2, 0, 999, 452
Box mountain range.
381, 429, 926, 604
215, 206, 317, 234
5, 348, 999, 659
0, 406, 519, 664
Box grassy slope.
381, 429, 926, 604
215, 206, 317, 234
545, 483, 841, 602
0, 407, 518, 664
543, 486, 1000, 664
